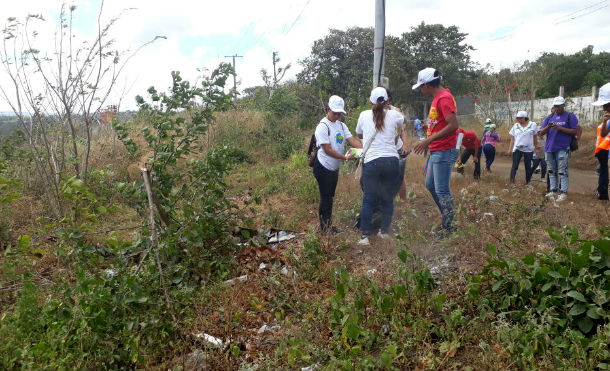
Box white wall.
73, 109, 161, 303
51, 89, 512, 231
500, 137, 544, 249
475, 95, 606, 127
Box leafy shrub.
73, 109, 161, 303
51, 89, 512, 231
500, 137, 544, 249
470, 228, 610, 369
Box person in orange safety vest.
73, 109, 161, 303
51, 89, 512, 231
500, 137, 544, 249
593, 82, 610, 200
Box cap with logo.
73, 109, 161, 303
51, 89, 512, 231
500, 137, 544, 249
485, 118, 492, 123
412, 67, 441, 90
328, 95, 346, 114
369, 86, 388, 104
516, 110, 528, 118
592, 82, 610, 106
552, 96, 566, 106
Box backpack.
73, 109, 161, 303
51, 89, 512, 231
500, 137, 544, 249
307, 121, 330, 167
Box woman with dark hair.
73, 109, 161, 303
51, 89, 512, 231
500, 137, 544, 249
355, 87, 407, 246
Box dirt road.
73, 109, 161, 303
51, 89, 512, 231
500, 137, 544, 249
461, 155, 599, 195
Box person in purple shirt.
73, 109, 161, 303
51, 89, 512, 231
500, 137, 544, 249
481, 124, 500, 171
538, 96, 579, 202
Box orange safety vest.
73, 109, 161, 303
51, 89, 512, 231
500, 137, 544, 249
596, 121, 610, 154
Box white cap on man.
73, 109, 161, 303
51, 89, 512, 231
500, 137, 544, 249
412, 67, 440, 90
369, 86, 388, 104
592, 82, 610, 106
328, 95, 346, 114
516, 110, 528, 118
485, 118, 492, 123
552, 96, 566, 106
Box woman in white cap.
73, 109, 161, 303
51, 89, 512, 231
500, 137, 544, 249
508, 111, 539, 184
355, 87, 407, 246
313, 95, 362, 233
538, 96, 580, 202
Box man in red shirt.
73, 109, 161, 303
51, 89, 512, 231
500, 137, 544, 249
456, 128, 481, 179
413, 68, 459, 236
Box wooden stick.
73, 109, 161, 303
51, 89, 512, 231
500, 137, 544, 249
140, 167, 175, 321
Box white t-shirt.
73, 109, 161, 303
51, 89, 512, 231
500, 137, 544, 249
509, 121, 538, 152
356, 109, 404, 163
315, 117, 352, 171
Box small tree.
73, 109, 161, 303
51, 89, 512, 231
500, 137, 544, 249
0, 2, 162, 217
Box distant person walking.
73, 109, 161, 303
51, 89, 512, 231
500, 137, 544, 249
356, 87, 406, 246
593, 82, 610, 200
539, 97, 580, 202
412, 68, 459, 236
313, 95, 362, 233
455, 128, 482, 179
481, 124, 500, 172
508, 111, 539, 185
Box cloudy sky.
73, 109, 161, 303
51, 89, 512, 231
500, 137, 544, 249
1, 0, 609, 111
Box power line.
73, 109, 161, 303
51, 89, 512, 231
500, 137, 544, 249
553, 0, 609, 24
283, 0, 312, 36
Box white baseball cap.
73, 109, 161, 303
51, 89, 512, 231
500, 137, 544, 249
552, 96, 566, 106
516, 110, 528, 118
412, 67, 440, 90
369, 86, 388, 104
592, 82, 610, 106
328, 95, 346, 114
485, 118, 492, 123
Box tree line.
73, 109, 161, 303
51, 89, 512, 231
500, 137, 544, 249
241, 23, 610, 123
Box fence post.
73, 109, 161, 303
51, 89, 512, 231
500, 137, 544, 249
559, 86, 564, 97
590, 85, 597, 122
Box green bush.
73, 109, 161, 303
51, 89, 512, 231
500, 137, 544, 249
470, 228, 610, 369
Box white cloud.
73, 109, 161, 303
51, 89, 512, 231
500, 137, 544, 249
1, 0, 609, 111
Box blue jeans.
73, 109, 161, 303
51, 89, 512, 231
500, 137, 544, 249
360, 157, 399, 236
425, 148, 459, 230
546, 149, 569, 193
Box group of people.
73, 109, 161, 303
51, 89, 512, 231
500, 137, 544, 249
311, 67, 610, 245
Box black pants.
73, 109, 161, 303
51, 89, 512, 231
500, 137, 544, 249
482, 144, 495, 170
531, 158, 547, 178
460, 147, 482, 179
510, 150, 533, 184
313, 158, 339, 231
597, 149, 609, 199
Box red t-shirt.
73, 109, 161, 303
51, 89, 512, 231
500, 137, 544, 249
427, 88, 458, 151
457, 129, 481, 151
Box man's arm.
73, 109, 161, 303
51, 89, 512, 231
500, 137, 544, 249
400, 126, 410, 154
507, 137, 514, 156
473, 140, 479, 162
601, 111, 610, 137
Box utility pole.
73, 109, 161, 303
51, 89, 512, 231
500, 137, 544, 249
373, 0, 387, 89
224, 54, 243, 103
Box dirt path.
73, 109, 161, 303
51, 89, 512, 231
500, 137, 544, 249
465, 155, 599, 195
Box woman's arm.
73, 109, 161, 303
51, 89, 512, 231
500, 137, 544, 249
347, 136, 362, 148
321, 144, 348, 161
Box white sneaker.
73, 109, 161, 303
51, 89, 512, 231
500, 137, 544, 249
358, 237, 370, 246
545, 192, 556, 199
556, 193, 567, 202
377, 231, 390, 239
